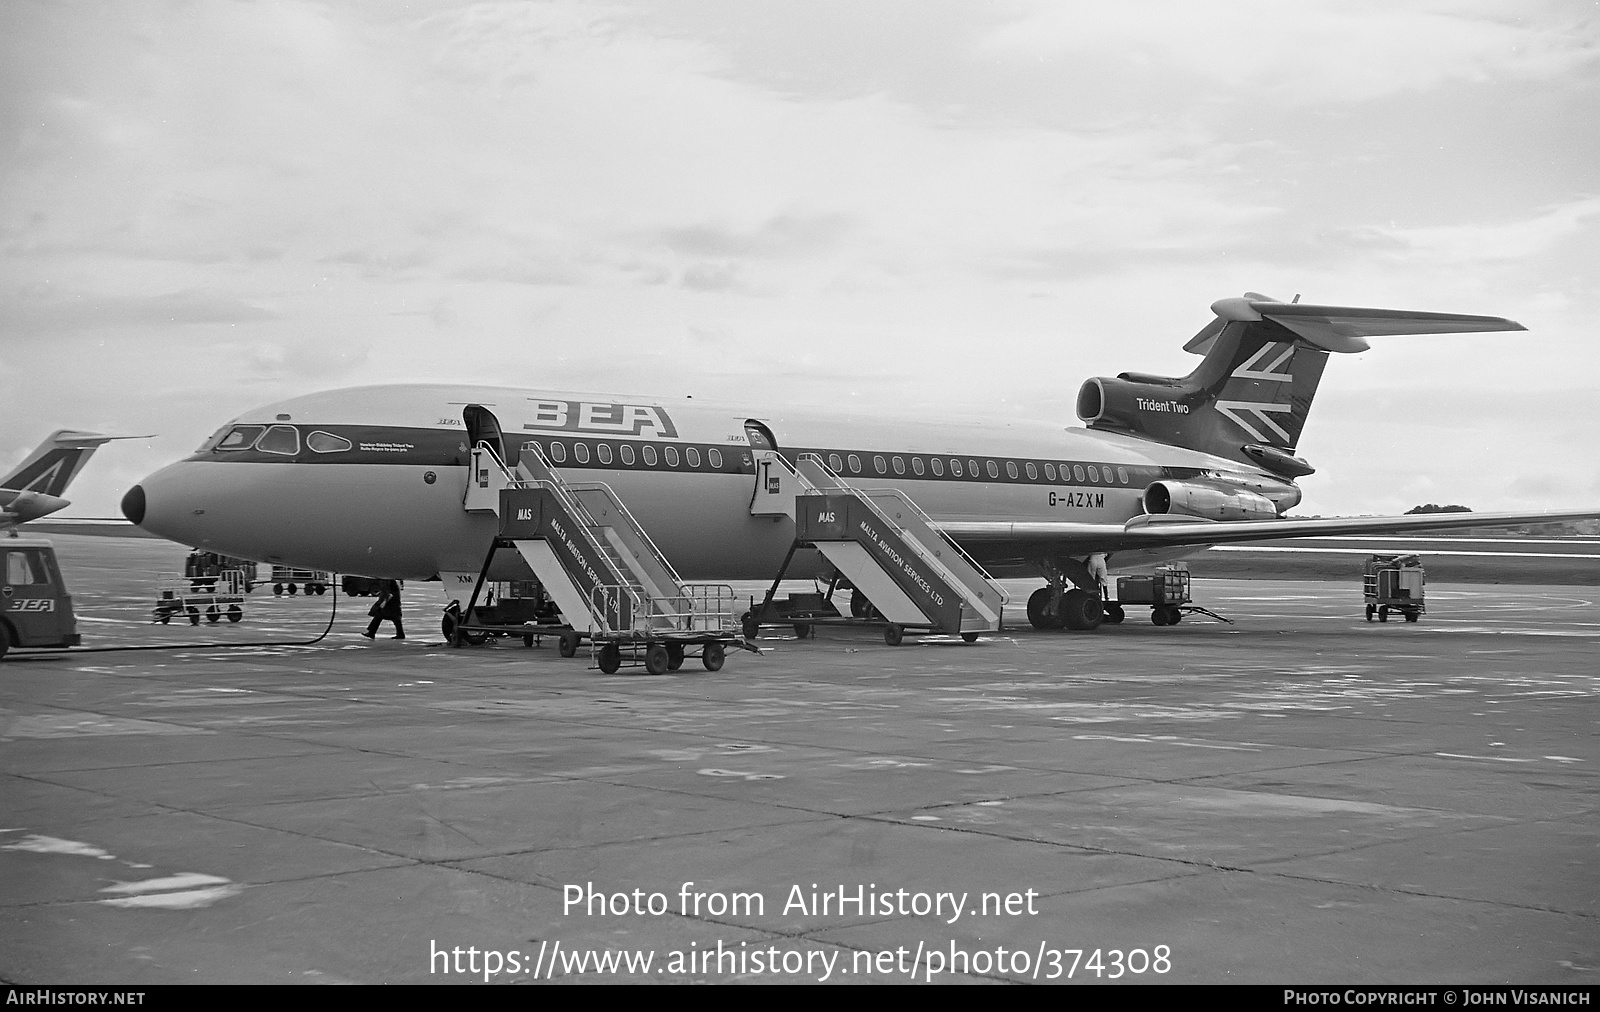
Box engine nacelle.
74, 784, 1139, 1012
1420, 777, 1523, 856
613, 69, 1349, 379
1143, 480, 1279, 521
1077, 376, 1196, 434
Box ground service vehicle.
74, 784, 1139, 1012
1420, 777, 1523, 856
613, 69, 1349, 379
0, 535, 81, 659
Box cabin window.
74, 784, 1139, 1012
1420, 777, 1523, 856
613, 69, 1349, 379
685, 447, 701, 467
1073, 465, 1085, 483
1118, 466, 1129, 484
828, 453, 843, 472
892, 456, 905, 475
1006, 461, 1018, 479
620, 444, 636, 465
949, 459, 962, 477
664, 446, 680, 467
930, 458, 943, 476
708, 447, 723, 469
549, 441, 567, 463
968, 459, 980, 478
307, 431, 352, 453
6, 550, 49, 585
1087, 465, 1099, 482
847, 454, 862, 474
256, 425, 299, 456
986, 460, 999, 479
873, 455, 886, 475
642, 445, 657, 466
596, 443, 613, 465
573, 442, 591, 464
1025, 462, 1037, 480
217, 425, 265, 451
911, 457, 925, 476
1044, 463, 1057, 481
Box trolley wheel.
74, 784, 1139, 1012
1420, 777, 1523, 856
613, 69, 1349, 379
244, 581, 255, 594
287, 583, 298, 595
884, 624, 904, 646
1366, 604, 1375, 622
1059, 589, 1104, 631
1026, 587, 1055, 630
702, 641, 726, 672
227, 605, 242, 623
442, 606, 463, 645
159, 614, 170, 625
645, 644, 670, 676
961, 632, 979, 643
558, 631, 580, 657
273, 583, 284, 595
1168, 607, 1182, 625
793, 623, 811, 639
206, 605, 220, 623
523, 634, 534, 648
1379, 606, 1389, 623
741, 612, 760, 639
187, 606, 200, 625
1104, 603, 1125, 624
597, 643, 622, 674
1152, 606, 1169, 626
666, 643, 685, 670
1404, 610, 1419, 623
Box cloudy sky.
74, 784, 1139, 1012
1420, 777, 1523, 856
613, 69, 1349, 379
3, 0, 1597, 518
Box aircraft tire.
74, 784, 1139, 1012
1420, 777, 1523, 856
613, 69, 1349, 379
597, 644, 621, 674
666, 643, 685, 670
702, 642, 725, 671
558, 631, 580, 657
645, 644, 670, 675
1059, 590, 1103, 631
1026, 588, 1055, 630
884, 624, 904, 646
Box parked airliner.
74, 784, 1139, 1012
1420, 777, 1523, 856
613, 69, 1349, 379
3, 430, 135, 531
121, 294, 1599, 630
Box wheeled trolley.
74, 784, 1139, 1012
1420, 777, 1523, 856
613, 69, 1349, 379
1111, 564, 1205, 626
153, 570, 246, 625
270, 566, 330, 596
587, 583, 745, 674
1364, 553, 1425, 623
443, 580, 567, 648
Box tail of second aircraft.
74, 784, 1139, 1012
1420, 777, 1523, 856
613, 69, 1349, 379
1076, 293, 1525, 477
1, 430, 121, 498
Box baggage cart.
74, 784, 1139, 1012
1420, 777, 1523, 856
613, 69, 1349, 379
153, 570, 246, 625
270, 566, 330, 595
1364, 554, 1425, 623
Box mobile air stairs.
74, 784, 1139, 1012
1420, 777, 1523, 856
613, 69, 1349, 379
748, 450, 1008, 646
461, 443, 745, 674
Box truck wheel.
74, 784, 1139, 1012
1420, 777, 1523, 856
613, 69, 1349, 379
598, 644, 621, 674
0, 625, 10, 661
228, 605, 243, 623
666, 643, 685, 670
558, 631, 580, 657
884, 624, 904, 646
645, 644, 670, 675
702, 642, 725, 671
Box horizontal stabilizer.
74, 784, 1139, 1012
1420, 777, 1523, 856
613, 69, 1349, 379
1188, 297, 1524, 355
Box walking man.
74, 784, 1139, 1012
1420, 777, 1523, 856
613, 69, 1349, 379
363, 579, 405, 639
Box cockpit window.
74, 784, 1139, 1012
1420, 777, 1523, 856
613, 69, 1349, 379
306, 430, 352, 453
216, 425, 266, 451
256, 424, 300, 456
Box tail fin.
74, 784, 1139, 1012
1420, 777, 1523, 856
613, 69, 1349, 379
0, 430, 118, 498
1076, 293, 1524, 477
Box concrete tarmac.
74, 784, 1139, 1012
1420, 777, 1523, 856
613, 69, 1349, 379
1, 536, 1596, 984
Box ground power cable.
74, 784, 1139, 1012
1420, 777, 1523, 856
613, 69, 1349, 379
1, 577, 344, 661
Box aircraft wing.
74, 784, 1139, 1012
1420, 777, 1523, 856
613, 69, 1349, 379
936, 507, 1600, 560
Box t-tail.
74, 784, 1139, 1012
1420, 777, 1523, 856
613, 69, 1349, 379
1076, 293, 1526, 478
1, 430, 143, 529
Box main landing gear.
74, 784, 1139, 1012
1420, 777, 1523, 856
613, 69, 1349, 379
1026, 586, 1106, 631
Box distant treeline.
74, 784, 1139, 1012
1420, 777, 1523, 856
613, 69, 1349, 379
1406, 503, 1598, 536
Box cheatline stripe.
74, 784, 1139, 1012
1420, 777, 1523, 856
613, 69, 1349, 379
1209, 546, 1600, 559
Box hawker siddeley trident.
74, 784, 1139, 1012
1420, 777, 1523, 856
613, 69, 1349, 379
122, 294, 1600, 633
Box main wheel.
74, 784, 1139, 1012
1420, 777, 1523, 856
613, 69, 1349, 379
884, 624, 904, 646
645, 643, 670, 675
1059, 589, 1104, 631
1026, 587, 1055, 630
597, 643, 622, 674
558, 631, 580, 658
1105, 603, 1125, 624
702, 641, 726, 671
227, 605, 242, 623
666, 643, 685, 670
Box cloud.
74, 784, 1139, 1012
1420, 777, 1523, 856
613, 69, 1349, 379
1345, 196, 1600, 264
3, 289, 279, 334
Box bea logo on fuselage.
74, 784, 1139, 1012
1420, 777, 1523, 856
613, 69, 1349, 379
524, 401, 678, 439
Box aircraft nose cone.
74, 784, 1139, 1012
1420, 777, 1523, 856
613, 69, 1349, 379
120, 484, 146, 526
